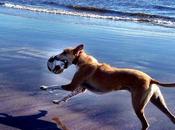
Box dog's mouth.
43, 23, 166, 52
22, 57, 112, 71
53, 60, 68, 74
53, 66, 64, 74
60, 59, 69, 69
47, 57, 69, 74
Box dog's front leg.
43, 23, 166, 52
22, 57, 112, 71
53, 87, 86, 104
62, 65, 96, 92
61, 84, 75, 91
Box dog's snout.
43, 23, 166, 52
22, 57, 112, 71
54, 56, 60, 61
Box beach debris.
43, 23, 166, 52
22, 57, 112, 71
52, 117, 69, 130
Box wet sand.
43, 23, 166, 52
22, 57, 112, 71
0, 8, 175, 130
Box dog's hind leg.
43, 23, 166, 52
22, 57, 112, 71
151, 85, 175, 124
131, 85, 155, 130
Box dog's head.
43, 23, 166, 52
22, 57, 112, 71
54, 44, 84, 68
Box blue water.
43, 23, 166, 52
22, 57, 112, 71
0, 0, 175, 28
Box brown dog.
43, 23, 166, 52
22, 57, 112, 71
52, 44, 175, 130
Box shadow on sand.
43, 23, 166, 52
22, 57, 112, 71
0, 110, 60, 130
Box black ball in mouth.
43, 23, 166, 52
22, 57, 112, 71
47, 56, 55, 72
47, 57, 67, 74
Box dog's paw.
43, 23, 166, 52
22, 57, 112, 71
40, 85, 48, 90
52, 100, 61, 104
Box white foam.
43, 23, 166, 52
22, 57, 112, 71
2, 3, 120, 20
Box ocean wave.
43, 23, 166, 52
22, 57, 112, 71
1, 2, 175, 28
65, 5, 175, 21
66, 5, 115, 13
0, 2, 4, 5
153, 5, 175, 11
42, 1, 60, 6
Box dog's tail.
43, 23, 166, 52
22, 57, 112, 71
52, 117, 69, 130
151, 79, 175, 87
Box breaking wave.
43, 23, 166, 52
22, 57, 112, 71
1, 2, 175, 28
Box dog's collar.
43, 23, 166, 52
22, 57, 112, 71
72, 51, 83, 65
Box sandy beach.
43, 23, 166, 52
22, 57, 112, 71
0, 6, 175, 130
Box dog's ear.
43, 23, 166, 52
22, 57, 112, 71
73, 44, 84, 55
